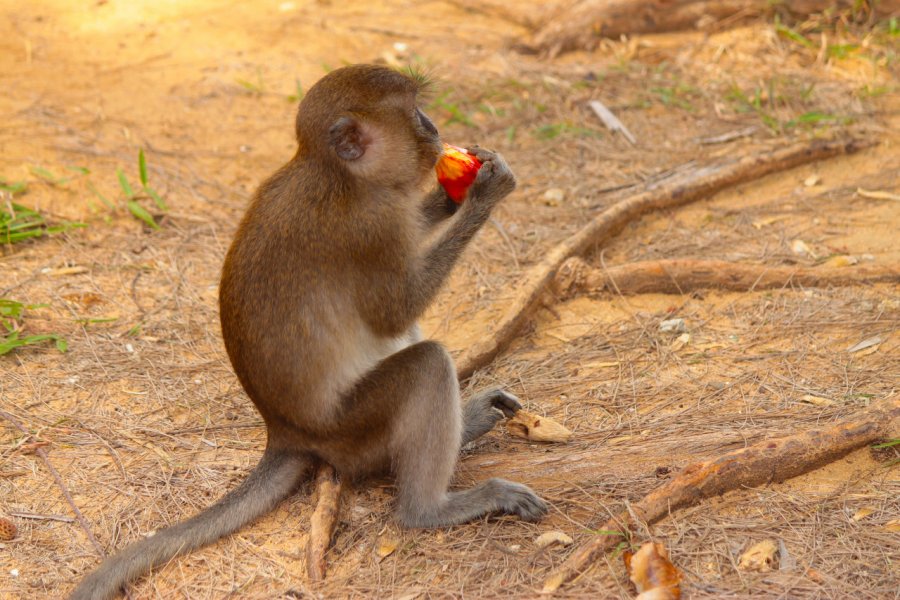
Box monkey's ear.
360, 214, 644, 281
328, 116, 370, 161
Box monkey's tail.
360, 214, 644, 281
69, 446, 313, 600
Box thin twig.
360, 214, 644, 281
0, 408, 105, 557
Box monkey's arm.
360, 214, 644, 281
420, 186, 458, 228
366, 149, 515, 334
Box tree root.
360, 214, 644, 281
306, 463, 343, 581
541, 396, 900, 593
553, 257, 900, 298
528, 0, 897, 57
455, 138, 870, 379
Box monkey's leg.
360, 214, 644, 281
343, 342, 547, 528
461, 389, 521, 446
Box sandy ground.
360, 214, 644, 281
1, 1, 898, 598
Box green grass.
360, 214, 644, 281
533, 122, 602, 140
116, 149, 167, 230
0, 299, 67, 356
0, 202, 85, 245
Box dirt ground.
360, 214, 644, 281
1, 1, 898, 598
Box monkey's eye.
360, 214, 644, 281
416, 108, 438, 137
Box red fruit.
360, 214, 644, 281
435, 144, 482, 203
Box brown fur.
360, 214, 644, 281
70, 64, 545, 600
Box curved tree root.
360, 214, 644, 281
306, 463, 343, 581
456, 137, 870, 379
541, 396, 900, 593
553, 257, 900, 298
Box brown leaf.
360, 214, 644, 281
375, 530, 400, 562
506, 410, 571, 443
623, 542, 681, 599
534, 531, 573, 549
739, 540, 778, 572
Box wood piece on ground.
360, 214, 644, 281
541, 395, 900, 593
306, 462, 343, 581
588, 100, 636, 144
528, 1, 896, 57
455, 138, 870, 379
697, 126, 758, 145
507, 410, 572, 443
552, 257, 900, 298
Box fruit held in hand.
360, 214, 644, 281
435, 144, 482, 203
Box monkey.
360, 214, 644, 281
70, 64, 547, 600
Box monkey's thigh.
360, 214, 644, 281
317, 341, 462, 482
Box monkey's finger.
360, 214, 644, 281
483, 389, 522, 418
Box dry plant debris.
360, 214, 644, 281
623, 542, 682, 600
738, 539, 779, 572
507, 410, 572, 443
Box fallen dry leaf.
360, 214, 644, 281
507, 410, 571, 443
739, 539, 778, 572
751, 215, 787, 229
800, 394, 836, 407
790, 239, 816, 258
534, 531, 573, 549
851, 507, 874, 522
884, 519, 900, 533
623, 542, 681, 600
803, 174, 821, 187
375, 531, 400, 562
847, 336, 883, 354
45, 266, 89, 276
822, 255, 858, 268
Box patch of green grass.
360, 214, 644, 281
236, 67, 265, 94
429, 92, 476, 127
117, 150, 167, 230
0, 179, 27, 195
1, 202, 86, 245
0, 299, 67, 356
533, 122, 602, 140
651, 84, 697, 111
774, 16, 815, 49
287, 78, 304, 102
827, 43, 859, 59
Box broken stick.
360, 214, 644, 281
542, 396, 900, 593
306, 463, 343, 581
455, 138, 870, 379
553, 257, 900, 298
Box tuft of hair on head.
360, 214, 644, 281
398, 64, 435, 101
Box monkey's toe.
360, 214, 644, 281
489, 479, 549, 522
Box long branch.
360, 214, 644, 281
541, 396, 900, 593
455, 138, 870, 379
553, 257, 900, 298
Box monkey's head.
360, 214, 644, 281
295, 64, 442, 191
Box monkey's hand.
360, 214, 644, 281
464, 147, 516, 213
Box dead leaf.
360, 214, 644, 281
857, 188, 900, 201
884, 519, 900, 533
851, 507, 874, 522
534, 531, 573, 549
671, 333, 690, 351
507, 410, 571, 443
739, 540, 778, 572
822, 255, 858, 268
847, 336, 883, 353
752, 215, 786, 229
623, 542, 681, 599
800, 394, 835, 407
45, 266, 89, 276
790, 239, 816, 258
375, 531, 400, 562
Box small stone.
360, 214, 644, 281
659, 318, 686, 333
542, 188, 564, 206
